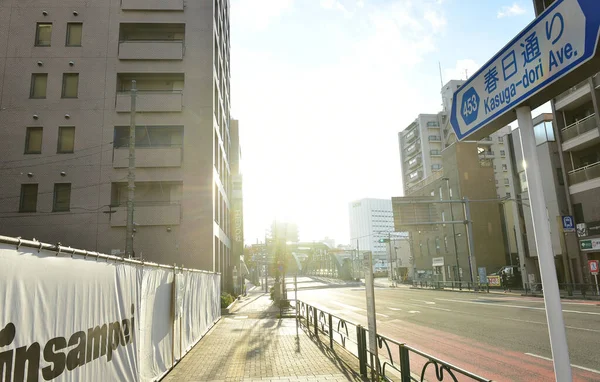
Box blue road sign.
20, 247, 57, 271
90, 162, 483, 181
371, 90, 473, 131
450, 0, 600, 141
562, 215, 575, 232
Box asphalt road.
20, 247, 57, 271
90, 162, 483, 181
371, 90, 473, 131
296, 283, 600, 382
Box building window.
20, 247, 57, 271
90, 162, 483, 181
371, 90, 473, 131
504, 178, 510, 185
20, 184, 38, 212
500, 150, 506, 157
519, 172, 528, 192
498, 136, 504, 143
53, 183, 71, 212
66, 23, 83, 46
502, 164, 508, 171
61, 73, 79, 98
57, 126, 75, 153
435, 237, 441, 253
35, 23, 52, 46
30, 74, 48, 99
506, 192, 511, 198
439, 187, 443, 201
444, 235, 449, 253
24, 127, 43, 154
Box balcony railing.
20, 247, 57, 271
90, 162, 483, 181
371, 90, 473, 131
110, 202, 181, 227
405, 169, 443, 195
118, 40, 184, 60
568, 161, 600, 185
430, 149, 441, 156
121, 0, 184, 11
478, 151, 494, 157
116, 90, 183, 112
561, 114, 597, 142
428, 136, 441, 142
407, 157, 421, 169
113, 146, 182, 168
555, 79, 590, 102
405, 129, 418, 142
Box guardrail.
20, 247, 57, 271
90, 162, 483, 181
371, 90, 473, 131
412, 280, 490, 292
523, 283, 599, 298
296, 300, 492, 381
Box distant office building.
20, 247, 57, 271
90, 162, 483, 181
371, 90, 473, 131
230, 119, 244, 291
0, 1, 234, 277
348, 198, 394, 261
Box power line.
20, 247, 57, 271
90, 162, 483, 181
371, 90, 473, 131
0, 141, 113, 165
0, 147, 114, 170
0, 176, 127, 203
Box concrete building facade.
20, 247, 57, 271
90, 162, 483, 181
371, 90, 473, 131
0, 0, 233, 275
397, 142, 507, 283
531, 0, 600, 283
348, 198, 394, 261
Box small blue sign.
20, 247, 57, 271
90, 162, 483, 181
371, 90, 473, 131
451, 0, 600, 140
562, 215, 575, 232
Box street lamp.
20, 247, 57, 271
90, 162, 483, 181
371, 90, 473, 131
442, 177, 462, 284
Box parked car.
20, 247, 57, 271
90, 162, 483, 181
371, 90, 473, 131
489, 265, 522, 287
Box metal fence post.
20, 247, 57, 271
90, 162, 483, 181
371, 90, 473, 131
357, 325, 368, 377
399, 344, 411, 382
306, 304, 310, 331
313, 307, 319, 338
328, 313, 333, 349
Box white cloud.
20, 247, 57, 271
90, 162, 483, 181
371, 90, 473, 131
424, 9, 446, 33
497, 3, 527, 18
444, 59, 480, 82
231, 0, 294, 30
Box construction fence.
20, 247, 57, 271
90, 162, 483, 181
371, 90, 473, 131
0, 235, 220, 382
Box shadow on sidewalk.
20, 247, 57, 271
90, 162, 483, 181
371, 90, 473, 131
300, 325, 368, 381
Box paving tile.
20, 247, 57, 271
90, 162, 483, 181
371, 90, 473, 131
162, 290, 365, 382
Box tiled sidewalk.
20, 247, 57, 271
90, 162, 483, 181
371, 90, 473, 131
162, 290, 365, 382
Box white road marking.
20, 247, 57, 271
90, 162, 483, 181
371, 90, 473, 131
411, 299, 436, 304
408, 310, 421, 314
524, 353, 600, 375
436, 298, 600, 316
566, 325, 600, 333
331, 301, 366, 312
376, 313, 389, 318
388, 307, 402, 311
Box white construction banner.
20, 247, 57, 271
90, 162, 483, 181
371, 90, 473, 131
0, 240, 220, 382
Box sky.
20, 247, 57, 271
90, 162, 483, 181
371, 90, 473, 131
230, 0, 542, 246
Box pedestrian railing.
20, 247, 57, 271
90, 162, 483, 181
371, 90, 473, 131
412, 280, 490, 292
524, 283, 599, 298
296, 300, 493, 381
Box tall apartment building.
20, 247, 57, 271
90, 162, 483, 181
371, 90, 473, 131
230, 119, 243, 289
398, 114, 444, 195
532, 0, 600, 279
0, 0, 233, 276
348, 198, 394, 261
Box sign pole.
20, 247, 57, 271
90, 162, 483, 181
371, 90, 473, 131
517, 106, 572, 382
363, 251, 379, 378
595, 274, 599, 297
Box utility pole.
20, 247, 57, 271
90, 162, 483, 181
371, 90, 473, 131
125, 80, 137, 258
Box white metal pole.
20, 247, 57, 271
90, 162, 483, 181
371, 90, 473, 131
516, 106, 572, 382
595, 274, 599, 296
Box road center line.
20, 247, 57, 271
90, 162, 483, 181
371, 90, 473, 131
524, 353, 600, 375
436, 298, 600, 315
